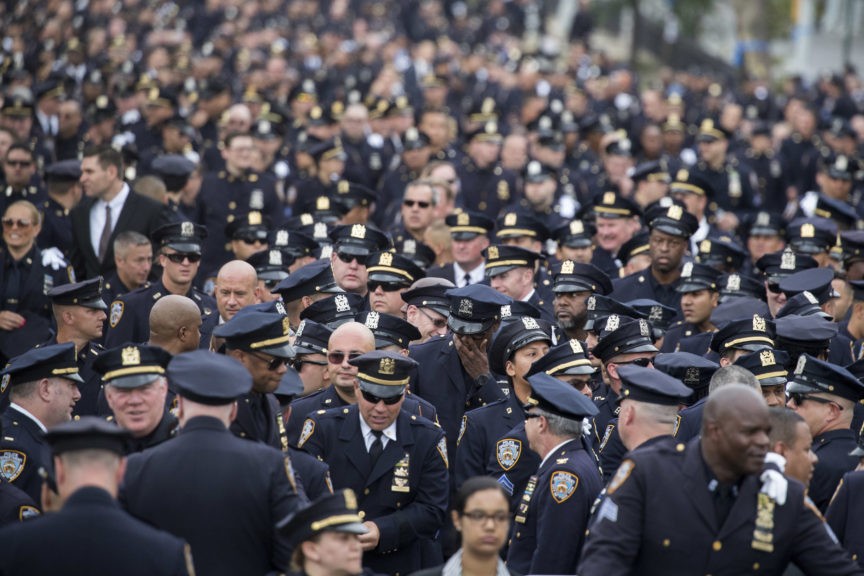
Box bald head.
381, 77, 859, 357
149, 295, 203, 354
327, 322, 376, 398
215, 260, 261, 321
701, 384, 771, 482
329, 321, 376, 352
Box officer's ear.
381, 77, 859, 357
451, 509, 462, 532
505, 359, 516, 378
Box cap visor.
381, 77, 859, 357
552, 282, 593, 294
561, 364, 597, 376
259, 343, 296, 359
165, 242, 202, 254
562, 239, 593, 248
82, 298, 109, 310
66, 373, 85, 384
485, 264, 519, 278
373, 336, 400, 349
621, 343, 659, 354
329, 521, 369, 535
451, 232, 481, 241
652, 224, 690, 238
359, 380, 406, 398
758, 376, 787, 388
448, 316, 493, 335
105, 373, 162, 389
676, 282, 712, 293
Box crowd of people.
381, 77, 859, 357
0, 0, 863, 574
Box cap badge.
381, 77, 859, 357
726, 274, 741, 292
684, 367, 700, 385
379, 357, 396, 375
300, 213, 314, 225
250, 190, 264, 210
458, 298, 473, 318
528, 162, 541, 176
667, 204, 683, 220
780, 249, 796, 270
504, 213, 517, 226
560, 260, 575, 275
405, 127, 418, 141
501, 305, 512, 317
269, 250, 282, 266
379, 252, 393, 266
649, 306, 663, 322
760, 350, 776, 367
96, 95, 108, 108
753, 314, 766, 332
121, 346, 141, 366
700, 239, 712, 253
795, 354, 807, 375
803, 290, 818, 304
148, 87, 159, 101
587, 296, 596, 311
756, 212, 770, 227
569, 339, 584, 354
282, 317, 291, 335
295, 320, 306, 339
836, 155, 848, 172
403, 239, 416, 253
248, 211, 262, 226
570, 220, 584, 234
335, 295, 351, 313
602, 192, 616, 205
338, 180, 350, 193
276, 230, 288, 246
682, 262, 693, 278
522, 317, 540, 330
0, 374, 9, 394
488, 246, 499, 260
676, 169, 689, 181
604, 315, 620, 332
801, 223, 815, 239
350, 224, 366, 239
316, 196, 330, 210
457, 213, 469, 226
180, 221, 194, 237
639, 319, 650, 337
313, 222, 328, 239
365, 311, 380, 329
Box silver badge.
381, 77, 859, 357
639, 319, 650, 337
275, 230, 289, 246
335, 295, 350, 313
604, 315, 620, 332
803, 290, 818, 304
458, 299, 473, 317
795, 354, 807, 375
365, 311, 380, 329
726, 274, 741, 292
522, 317, 540, 329
313, 222, 328, 239
250, 190, 264, 210
269, 250, 282, 266
181, 221, 194, 237
500, 305, 512, 318
295, 320, 306, 339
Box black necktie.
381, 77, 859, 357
369, 430, 384, 464
4, 260, 21, 311
714, 483, 734, 526
98, 204, 112, 262
463, 273, 472, 287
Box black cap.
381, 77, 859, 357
585, 295, 644, 332
49, 277, 107, 310
44, 160, 81, 182
400, 278, 454, 317
0, 342, 84, 388
676, 262, 722, 293
670, 168, 715, 197
788, 218, 836, 254
709, 314, 775, 354
734, 348, 789, 388
775, 315, 838, 350
277, 489, 367, 548
45, 417, 130, 456
552, 261, 612, 295
778, 268, 838, 304
145, 86, 177, 108
93, 344, 172, 389
293, 319, 333, 355
648, 203, 699, 238
271, 228, 319, 260
776, 291, 832, 320
592, 316, 658, 362
815, 195, 858, 229
617, 365, 693, 405
488, 317, 552, 376
329, 224, 391, 258
523, 160, 556, 183
745, 211, 785, 238
349, 350, 417, 398
592, 191, 641, 219
366, 252, 424, 286
271, 259, 342, 302
526, 339, 595, 377
392, 238, 436, 269
402, 127, 430, 151
225, 211, 271, 243
152, 221, 207, 254
198, 76, 229, 100
711, 297, 771, 327
88, 95, 117, 123
718, 273, 766, 301
617, 232, 651, 266
445, 285, 512, 335
467, 120, 502, 143
822, 152, 855, 181
604, 134, 633, 157
332, 180, 377, 211
1, 94, 33, 117
500, 301, 545, 320
169, 350, 252, 405
356, 311, 421, 349
299, 293, 364, 328
696, 236, 747, 270
310, 138, 347, 163
445, 211, 495, 241
630, 160, 670, 184
151, 155, 196, 192
213, 311, 295, 359
496, 212, 549, 242
626, 299, 678, 335
524, 373, 599, 419
696, 118, 731, 142
755, 248, 818, 280
841, 231, 864, 267
275, 368, 304, 404
787, 354, 864, 402
552, 220, 595, 249
653, 352, 719, 393
294, 195, 347, 223
483, 245, 542, 278
306, 105, 333, 127
246, 249, 293, 284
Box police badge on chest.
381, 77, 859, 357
392, 453, 410, 493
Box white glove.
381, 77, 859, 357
41, 247, 67, 271
582, 418, 593, 438
760, 467, 788, 506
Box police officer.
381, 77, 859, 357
755, 247, 819, 317
0, 417, 193, 576
299, 293, 364, 328
826, 444, 864, 569
290, 319, 333, 397
102, 231, 153, 305
0, 343, 83, 503
366, 251, 425, 317
271, 258, 344, 329
121, 350, 303, 576
660, 263, 722, 353
47, 277, 108, 416
506, 373, 602, 574
456, 121, 517, 218
38, 159, 81, 255
426, 211, 495, 287
552, 261, 613, 341
786, 354, 864, 512
297, 351, 449, 575
93, 344, 176, 452
328, 223, 391, 297
484, 245, 552, 322
105, 221, 216, 349
735, 347, 790, 408
401, 278, 454, 344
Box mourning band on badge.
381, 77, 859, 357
392, 454, 410, 493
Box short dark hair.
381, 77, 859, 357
5, 142, 33, 161
768, 407, 805, 447
82, 145, 123, 176
223, 131, 251, 148
454, 476, 510, 515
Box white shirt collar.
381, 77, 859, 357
453, 261, 485, 286
97, 182, 130, 213
359, 411, 397, 449
540, 438, 575, 468
9, 403, 47, 433
520, 288, 536, 302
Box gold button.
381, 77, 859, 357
676, 443, 685, 452
712, 541, 722, 551
663, 539, 670, 547
516, 532, 521, 538
753, 563, 760, 570
479, 202, 487, 210
228, 202, 236, 209
364, 489, 370, 495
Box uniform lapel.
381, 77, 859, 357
681, 441, 719, 532
338, 409, 371, 478
718, 475, 759, 539
367, 412, 415, 486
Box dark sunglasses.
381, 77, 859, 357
766, 283, 782, 294
2, 218, 33, 229
249, 351, 289, 371
164, 252, 202, 264
335, 251, 368, 265
293, 358, 328, 371
789, 392, 842, 410
327, 351, 362, 364
524, 412, 543, 420
368, 281, 407, 293
5, 160, 32, 168
403, 199, 431, 209
418, 307, 447, 329
614, 357, 652, 368
361, 389, 404, 405
238, 236, 267, 245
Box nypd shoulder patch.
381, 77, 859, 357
599, 423, 615, 452
18, 505, 39, 520
437, 437, 448, 467
549, 471, 579, 503
297, 419, 315, 448
109, 301, 124, 328
496, 438, 522, 471
457, 415, 467, 447
0, 450, 26, 482
608, 459, 635, 495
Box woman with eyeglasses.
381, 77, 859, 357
410, 477, 516, 576
0, 200, 73, 363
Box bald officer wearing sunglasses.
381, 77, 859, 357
297, 350, 448, 576
104, 221, 217, 349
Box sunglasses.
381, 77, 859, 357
766, 283, 782, 294
238, 236, 267, 245
418, 307, 448, 329
524, 412, 543, 420
249, 351, 289, 371
361, 389, 404, 405
789, 392, 842, 410
327, 351, 362, 364
164, 252, 202, 264
368, 281, 407, 293
403, 199, 431, 209
335, 251, 368, 265
614, 357, 653, 368
293, 358, 328, 371
2, 218, 32, 229
5, 160, 32, 168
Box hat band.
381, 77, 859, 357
321, 149, 344, 161
547, 359, 592, 374
450, 226, 488, 234
367, 266, 413, 280
250, 334, 292, 349
497, 228, 538, 238
723, 335, 774, 350
647, 173, 669, 182
357, 372, 410, 386
755, 370, 787, 380
487, 259, 530, 269
595, 206, 633, 216
627, 245, 650, 257
671, 182, 705, 196
311, 513, 365, 532
52, 367, 80, 376
103, 366, 166, 380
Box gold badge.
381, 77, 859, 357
603, 192, 616, 205
300, 213, 314, 225
457, 212, 470, 226
504, 213, 517, 226
801, 223, 815, 238
497, 180, 509, 201
316, 196, 330, 210
753, 314, 766, 332
121, 346, 141, 366
700, 239, 712, 253
392, 454, 411, 492
752, 492, 776, 552
561, 260, 575, 274
760, 349, 776, 367
248, 211, 262, 225
488, 246, 499, 260
380, 252, 393, 266
570, 220, 584, 234
338, 180, 350, 194
282, 317, 291, 335
380, 357, 396, 375
549, 471, 579, 504
344, 488, 358, 510
676, 169, 689, 182
667, 204, 683, 220
569, 339, 583, 354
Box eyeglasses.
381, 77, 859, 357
164, 252, 202, 264
360, 389, 404, 405
2, 218, 32, 229
418, 307, 448, 329
613, 357, 653, 368
789, 392, 843, 410
335, 250, 368, 265
368, 281, 407, 293
403, 199, 431, 209
524, 412, 543, 420
5, 160, 32, 168
238, 236, 267, 245
766, 283, 782, 294
249, 351, 289, 371
293, 358, 328, 371
462, 510, 509, 524
327, 351, 362, 365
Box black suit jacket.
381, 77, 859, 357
0, 486, 191, 576
70, 189, 170, 280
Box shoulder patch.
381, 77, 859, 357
437, 436, 448, 467
457, 415, 467, 446
0, 450, 26, 482
608, 459, 635, 495
673, 414, 682, 437
18, 505, 39, 520
109, 301, 124, 328
599, 423, 615, 452
496, 438, 522, 471
297, 419, 315, 448
550, 471, 579, 503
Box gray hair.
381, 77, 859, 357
708, 364, 759, 394
534, 407, 584, 437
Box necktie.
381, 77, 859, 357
714, 483, 734, 527
4, 260, 21, 311
369, 430, 384, 465
463, 273, 472, 287
98, 204, 112, 262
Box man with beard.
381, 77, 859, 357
552, 261, 612, 341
